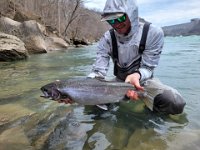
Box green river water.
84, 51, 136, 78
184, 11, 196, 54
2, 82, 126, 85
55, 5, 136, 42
0, 36, 200, 150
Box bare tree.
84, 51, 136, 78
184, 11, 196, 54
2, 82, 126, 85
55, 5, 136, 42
62, 0, 83, 37
0, 0, 108, 42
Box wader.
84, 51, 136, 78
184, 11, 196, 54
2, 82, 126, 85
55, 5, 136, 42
109, 23, 151, 81
109, 23, 186, 114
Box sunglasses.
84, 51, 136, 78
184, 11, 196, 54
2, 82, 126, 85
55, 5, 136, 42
107, 14, 126, 25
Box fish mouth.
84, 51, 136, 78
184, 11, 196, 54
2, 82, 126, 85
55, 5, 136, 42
40, 87, 61, 101
40, 90, 50, 98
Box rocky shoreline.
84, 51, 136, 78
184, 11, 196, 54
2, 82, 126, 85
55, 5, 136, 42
0, 17, 91, 61
0, 0, 108, 62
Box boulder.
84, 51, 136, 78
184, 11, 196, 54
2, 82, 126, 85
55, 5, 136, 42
24, 35, 47, 54
0, 32, 28, 61
0, 17, 46, 53
0, 17, 21, 36
20, 20, 47, 53
0, 17, 69, 54
46, 37, 69, 51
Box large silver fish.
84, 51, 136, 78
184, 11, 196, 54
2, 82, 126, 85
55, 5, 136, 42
40, 78, 153, 108
41, 78, 144, 105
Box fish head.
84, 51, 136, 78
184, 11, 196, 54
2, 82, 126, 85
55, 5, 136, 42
40, 82, 64, 101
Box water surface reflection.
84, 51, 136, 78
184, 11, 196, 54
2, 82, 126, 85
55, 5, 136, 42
0, 37, 200, 149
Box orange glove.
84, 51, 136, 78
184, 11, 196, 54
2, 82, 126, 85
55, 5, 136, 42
126, 89, 139, 100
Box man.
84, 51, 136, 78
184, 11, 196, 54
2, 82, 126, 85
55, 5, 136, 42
88, 0, 186, 114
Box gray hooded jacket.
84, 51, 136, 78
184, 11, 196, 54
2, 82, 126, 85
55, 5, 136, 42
89, 0, 164, 81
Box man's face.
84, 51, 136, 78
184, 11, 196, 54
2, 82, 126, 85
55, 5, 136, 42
107, 14, 131, 35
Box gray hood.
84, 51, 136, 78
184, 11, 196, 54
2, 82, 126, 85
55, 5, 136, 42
103, 0, 139, 36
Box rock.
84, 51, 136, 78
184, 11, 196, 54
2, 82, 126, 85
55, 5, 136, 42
13, 8, 41, 23
71, 38, 89, 46
0, 32, 28, 61
125, 129, 167, 150
63, 36, 71, 45
46, 37, 69, 51
0, 16, 21, 29
20, 20, 45, 35
0, 103, 34, 125
166, 130, 200, 150
88, 132, 111, 150
0, 17, 47, 54
0, 126, 33, 150
19, 20, 47, 53
0, 17, 21, 37
0, 17, 69, 54
23, 35, 47, 54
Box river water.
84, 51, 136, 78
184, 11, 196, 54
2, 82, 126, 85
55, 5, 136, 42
0, 36, 200, 150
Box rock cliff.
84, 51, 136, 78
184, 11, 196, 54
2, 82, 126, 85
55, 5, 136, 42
162, 18, 200, 36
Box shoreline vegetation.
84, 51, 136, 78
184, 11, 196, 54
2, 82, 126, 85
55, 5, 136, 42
0, 0, 200, 62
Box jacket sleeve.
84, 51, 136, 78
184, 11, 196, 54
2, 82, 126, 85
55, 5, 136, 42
139, 25, 164, 81
88, 31, 111, 78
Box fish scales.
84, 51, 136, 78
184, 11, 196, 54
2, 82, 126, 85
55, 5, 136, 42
41, 78, 140, 105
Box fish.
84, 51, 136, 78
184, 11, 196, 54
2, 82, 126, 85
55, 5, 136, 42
40, 78, 153, 108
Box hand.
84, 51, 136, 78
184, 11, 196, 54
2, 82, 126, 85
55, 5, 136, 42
57, 98, 74, 104
125, 73, 144, 100
125, 73, 144, 91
